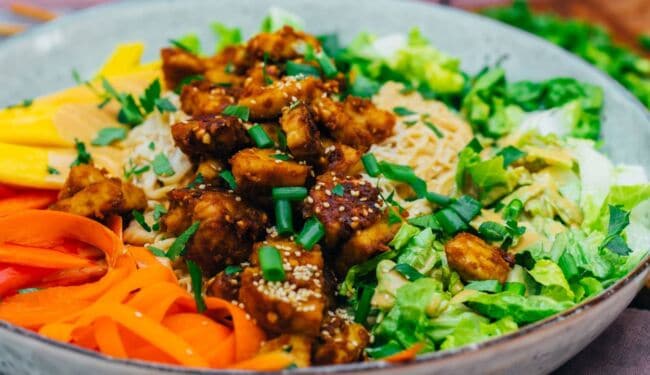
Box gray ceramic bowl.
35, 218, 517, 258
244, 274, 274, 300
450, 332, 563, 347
0, 0, 648, 374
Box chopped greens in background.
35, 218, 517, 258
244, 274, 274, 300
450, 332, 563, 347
483, 0, 650, 109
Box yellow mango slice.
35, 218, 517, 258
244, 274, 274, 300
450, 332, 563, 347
0, 142, 126, 189
96, 42, 145, 77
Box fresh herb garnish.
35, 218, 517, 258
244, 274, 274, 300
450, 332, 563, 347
478, 221, 509, 241
276, 129, 288, 150
403, 120, 418, 126
407, 213, 441, 231
315, 50, 338, 78
174, 74, 204, 94
6, 98, 33, 109
262, 52, 274, 85
91, 127, 127, 146
152, 153, 175, 177
219, 170, 237, 190
222, 105, 250, 121
393, 106, 417, 117
187, 173, 205, 189
47, 166, 60, 175
423, 120, 444, 138
270, 153, 291, 161
224, 265, 243, 276
147, 246, 167, 257
151, 203, 168, 231
148, 141, 156, 150
167, 221, 201, 260
186, 259, 206, 313
70, 139, 92, 167
332, 184, 345, 197
132, 210, 151, 232
123, 159, 150, 179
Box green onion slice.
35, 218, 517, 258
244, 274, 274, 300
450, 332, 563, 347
258, 245, 286, 282
296, 217, 325, 250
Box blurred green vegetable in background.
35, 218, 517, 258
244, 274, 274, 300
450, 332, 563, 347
482, 0, 650, 109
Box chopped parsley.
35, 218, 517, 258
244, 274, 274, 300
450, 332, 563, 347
222, 104, 250, 121
174, 74, 204, 94
151, 203, 168, 231
46, 165, 60, 175
169, 33, 201, 54
152, 153, 175, 177
403, 120, 418, 126
123, 159, 150, 179
91, 127, 127, 146
332, 184, 345, 196
148, 141, 156, 150
393, 106, 417, 116
6, 98, 33, 109
70, 139, 92, 167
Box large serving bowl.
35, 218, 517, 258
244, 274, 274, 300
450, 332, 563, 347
0, 0, 648, 374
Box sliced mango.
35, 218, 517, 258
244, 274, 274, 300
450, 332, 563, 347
96, 42, 146, 77
0, 142, 126, 190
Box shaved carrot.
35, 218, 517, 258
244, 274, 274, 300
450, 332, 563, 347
205, 297, 266, 362
94, 317, 128, 359
0, 23, 26, 36
0, 184, 18, 199
383, 342, 425, 363
0, 190, 57, 216
0, 264, 53, 296
228, 351, 295, 371
0, 210, 270, 370
10, 2, 57, 22
0, 243, 93, 269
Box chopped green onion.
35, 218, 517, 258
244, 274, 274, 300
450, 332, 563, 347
497, 146, 526, 167
393, 263, 424, 281
296, 217, 325, 250
166, 221, 200, 260
276, 128, 288, 150
274, 199, 294, 235
361, 153, 381, 177
315, 51, 338, 78
449, 195, 482, 222
152, 153, 175, 177
426, 191, 453, 206
174, 74, 204, 94
478, 221, 508, 241
222, 105, 250, 121
393, 106, 417, 116
224, 265, 243, 276
272, 187, 308, 201
354, 284, 375, 324
423, 120, 444, 138
47, 166, 60, 175
379, 161, 427, 198
332, 184, 345, 197
270, 153, 291, 161
131, 210, 151, 232
262, 52, 274, 85
186, 260, 206, 312
17, 287, 39, 294
504, 282, 526, 296
285, 61, 321, 77
407, 214, 442, 231
465, 279, 503, 293
434, 208, 467, 235
258, 245, 286, 282
91, 127, 128, 146
248, 125, 274, 148
148, 141, 156, 150
147, 246, 167, 258
219, 170, 237, 190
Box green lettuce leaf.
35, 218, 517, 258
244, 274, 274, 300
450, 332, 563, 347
528, 259, 574, 301
396, 228, 443, 274
465, 291, 573, 324
440, 316, 518, 350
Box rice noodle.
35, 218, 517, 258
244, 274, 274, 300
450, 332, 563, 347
370, 82, 473, 217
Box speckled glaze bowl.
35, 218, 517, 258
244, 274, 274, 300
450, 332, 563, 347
0, 0, 648, 374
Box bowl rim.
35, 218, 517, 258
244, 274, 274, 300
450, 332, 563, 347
0, 0, 648, 373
